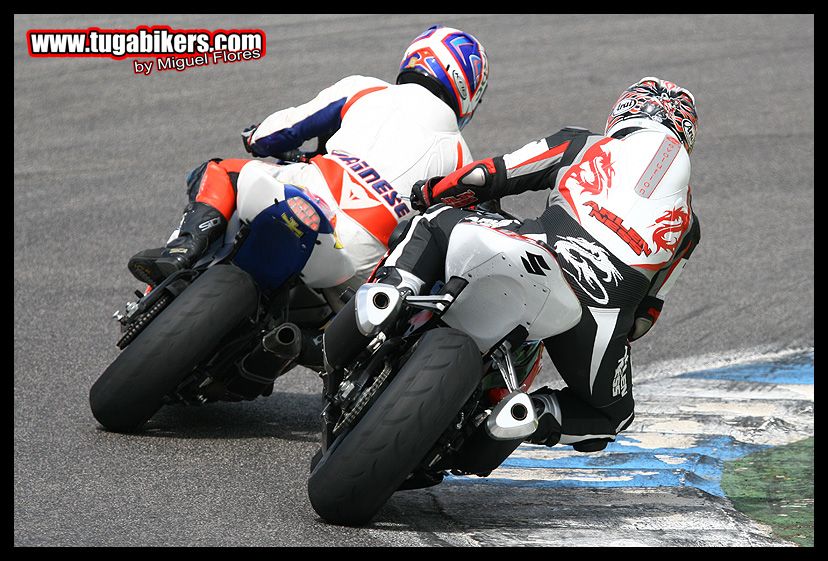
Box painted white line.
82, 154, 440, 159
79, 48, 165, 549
634, 346, 814, 383
635, 379, 814, 401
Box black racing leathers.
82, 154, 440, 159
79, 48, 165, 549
376, 126, 700, 447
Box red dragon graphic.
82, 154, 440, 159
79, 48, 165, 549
557, 138, 616, 224
561, 139, 615, 196
651, 206, 690, 253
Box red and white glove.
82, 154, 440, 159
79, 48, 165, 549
411, 158, 498, 212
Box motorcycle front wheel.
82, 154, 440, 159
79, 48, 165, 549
308, 327, 482, 526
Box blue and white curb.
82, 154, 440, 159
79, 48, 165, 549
491, 434, 768, 498
415, 349, 813, 547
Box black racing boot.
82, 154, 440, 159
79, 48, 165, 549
525, 387, 563, 447
128, 202, 227, 286
372, 266, 425, 296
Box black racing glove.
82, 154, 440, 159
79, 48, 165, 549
410, 177, 443, 212
241, 124, 260, 156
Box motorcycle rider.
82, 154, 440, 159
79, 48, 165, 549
330, 76, 700, 452
127, 25, 489, 298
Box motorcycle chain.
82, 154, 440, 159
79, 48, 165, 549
333, 361, 393, 434
116, 292, 172, 349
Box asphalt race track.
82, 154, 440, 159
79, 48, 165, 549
14, 14, 813, 546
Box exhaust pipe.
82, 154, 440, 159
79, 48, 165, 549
323, 284, 402, 371
263, 322, 302, 359
235, 323, 304, 395
485, 390, 538, 440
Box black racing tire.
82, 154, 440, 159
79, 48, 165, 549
308, 328, 482, 526
89, 264, 258, 433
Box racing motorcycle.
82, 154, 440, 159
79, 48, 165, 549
89, 148, 345, 433
308, 212, 584, 526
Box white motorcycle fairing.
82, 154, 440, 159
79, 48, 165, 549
441, 223, 582, 352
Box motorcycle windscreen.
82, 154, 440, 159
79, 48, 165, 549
232, 199, 318, 291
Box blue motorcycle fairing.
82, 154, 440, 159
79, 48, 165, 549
231, 185, 334, 291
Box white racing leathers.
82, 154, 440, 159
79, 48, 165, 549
237, 75, 472, 285
378, 126, 701, 448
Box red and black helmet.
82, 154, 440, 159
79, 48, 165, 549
605, 77, 698, 154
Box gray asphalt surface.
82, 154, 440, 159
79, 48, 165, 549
14, 14, 813, 546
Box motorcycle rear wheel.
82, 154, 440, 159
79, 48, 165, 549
308, 327, 482, 526
89, 264, 258, 433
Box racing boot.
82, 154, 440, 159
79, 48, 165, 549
128, 201, 227, 286
371, 265, 425, 296
525, 387, 563, 447
526, 387, 613, 452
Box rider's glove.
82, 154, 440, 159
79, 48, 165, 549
241, 124, 262, 156
421, 158, 498, 209
410, 177, 443, 212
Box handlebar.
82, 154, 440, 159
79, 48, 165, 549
272, 131, 332, 164
272, 148, 321, 164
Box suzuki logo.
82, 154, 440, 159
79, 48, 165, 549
521, 251, 551, 276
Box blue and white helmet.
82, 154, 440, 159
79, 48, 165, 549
397, 25, 489, 130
